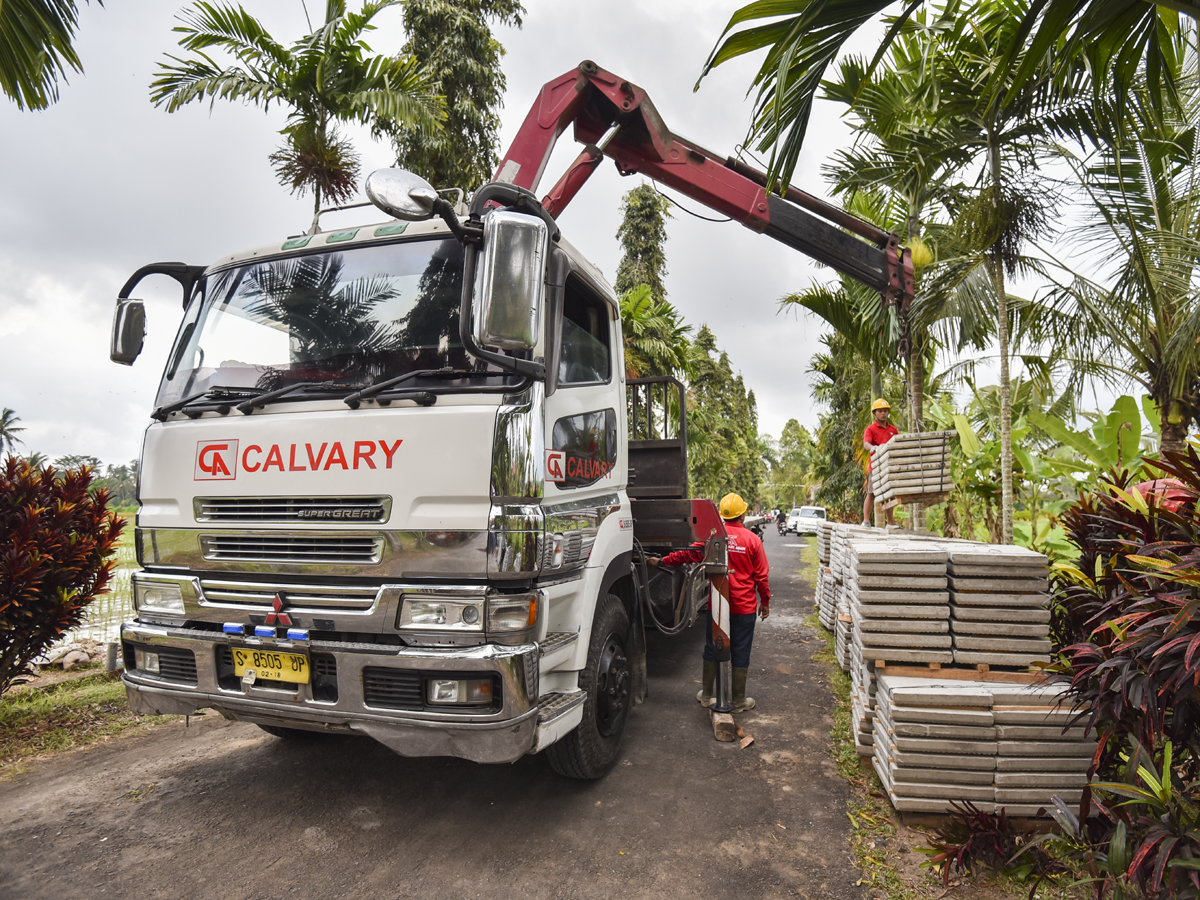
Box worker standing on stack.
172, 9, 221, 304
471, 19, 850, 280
863, 399, 899, 527
647, 493, 770, 711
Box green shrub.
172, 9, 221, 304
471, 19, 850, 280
0, 459, 123, 697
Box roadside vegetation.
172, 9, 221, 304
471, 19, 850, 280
0, 667, 174, 777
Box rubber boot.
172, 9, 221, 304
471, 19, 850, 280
696, 660, 717, 706
732, 667, 755, 711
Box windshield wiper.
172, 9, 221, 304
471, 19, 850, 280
236, 381, 356, 414
343, 368, 480, 409
151, 387, 253, 421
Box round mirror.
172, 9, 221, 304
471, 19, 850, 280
365, 168, 438, 221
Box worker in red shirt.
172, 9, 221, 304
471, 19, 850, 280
863, 398, 899, 526
647, 493, 770, 711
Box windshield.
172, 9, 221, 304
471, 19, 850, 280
155, 238, 471, 407
800, 508, 821, 517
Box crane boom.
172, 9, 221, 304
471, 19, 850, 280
494, 60, 913, 309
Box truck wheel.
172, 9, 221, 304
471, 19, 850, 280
546, 593, 631, 779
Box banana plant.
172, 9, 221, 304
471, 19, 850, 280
1026, 395, 1160, 479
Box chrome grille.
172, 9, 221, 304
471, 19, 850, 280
199, 533, 384, 565
194, 496, 391, 524
199, 579, 381, 609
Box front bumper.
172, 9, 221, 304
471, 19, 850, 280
121, 622, 541, 764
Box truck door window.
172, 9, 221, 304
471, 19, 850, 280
558, 277, 611, 385
551, 408, 618, 488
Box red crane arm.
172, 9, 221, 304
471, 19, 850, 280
494, 61, 913, 308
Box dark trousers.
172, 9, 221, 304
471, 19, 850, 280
703, 609, 757, 668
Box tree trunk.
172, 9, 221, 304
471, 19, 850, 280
1161, 416, 1189, 455
909, 347, 924, 432
988, 138, 1014, 546
870, 362, 882, 402
993, 253, 1014, 545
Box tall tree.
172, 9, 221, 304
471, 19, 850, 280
1033, 28, 1200, 454
698, 0, 1190, 192
0, 0, 95, 110
150, 0, 444, 223
614, 184, 672, 301
0, 408, 24, 455
393, 0, 522, 191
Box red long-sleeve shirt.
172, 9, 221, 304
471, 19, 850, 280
660, 521, 770, 615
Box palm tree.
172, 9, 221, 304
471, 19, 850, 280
0, 0, 94, 110
619, 285, 692, 380
1030, 33, 1200, 454
0, 408, 25, 455
150, 0, 444, 224
698, 0, 1190, 192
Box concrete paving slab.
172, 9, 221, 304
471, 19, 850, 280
949, 576, 1051, 593
951, 605, 1051, 622
855, 562, 948, 576
888, 705, 995, 726
889, 792, 989, 813
849, 544, 948, 564
994, 772, 1089, 787
995, 756, 1092, 772
891, 767, 995, 785
988, 684, 1067, 704
856, 575, 949, 589
887, 748, 997, 770
891, 781, 996, 801
888, 735, 999, 755
992, 708, 1079, 725
853, 589, 950, 604
996, 741, 1097, 757
854, 644, 955, 664
888, 721, 998, 740
952, 651, 1051, 666
995, 725, 1090, 741
948, 564, 1047, 579
858, 618, 951, 633
880, 677, 995, 707
855, 632, 954, 648
954, 636, 1053, 652
950, 621, 1051, 637
996, 788, 1083, 803
946, 546, 1047, 566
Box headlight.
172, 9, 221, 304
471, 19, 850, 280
398, 597, 485, 632
134, 580, 185, 615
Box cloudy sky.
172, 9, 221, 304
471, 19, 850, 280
0, 0, 896, 465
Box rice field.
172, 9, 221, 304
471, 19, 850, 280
69, 528, 138, 644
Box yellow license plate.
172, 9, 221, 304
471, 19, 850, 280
232, 647, 310, 684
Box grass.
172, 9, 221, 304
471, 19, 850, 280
0, 666, 175, 777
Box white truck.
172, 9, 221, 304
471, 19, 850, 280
110, 62, 910, 778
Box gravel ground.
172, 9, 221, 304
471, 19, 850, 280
0, 530, 864, 900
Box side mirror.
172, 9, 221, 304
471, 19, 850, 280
111, 298, 146, 365
474, 210, 548, 352
365, 168, 438, 221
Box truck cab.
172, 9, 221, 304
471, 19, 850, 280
111, 172, 668, 779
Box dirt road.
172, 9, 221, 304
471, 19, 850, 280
0, 531, 863, 900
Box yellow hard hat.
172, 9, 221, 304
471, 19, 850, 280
719, 493, 749, 520
871, 398, 891, 411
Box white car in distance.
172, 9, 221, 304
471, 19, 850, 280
786, 506, 827, 535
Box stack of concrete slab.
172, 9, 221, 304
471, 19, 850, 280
871, 431, 955, 506
817, 519, 834, 563
835, 597, 851, 671
947, 545, 1052, 668
872, 674, 1094, 816
847, 539, 953, 668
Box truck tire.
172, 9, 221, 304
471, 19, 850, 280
546, 593, 632, 779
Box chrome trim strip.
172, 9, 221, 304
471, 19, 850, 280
490, 381, 545, 501
139, 527, 490, 578
488, 503, 544, 578
193, 495, 393, 525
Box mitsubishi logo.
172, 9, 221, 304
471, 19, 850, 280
264, 593, 294, 627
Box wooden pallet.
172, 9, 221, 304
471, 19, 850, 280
873, 661, 1046, 684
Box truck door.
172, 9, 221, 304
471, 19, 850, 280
542, 273, 625, 559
